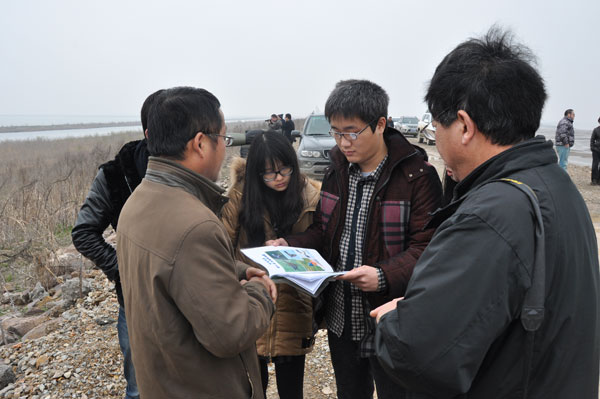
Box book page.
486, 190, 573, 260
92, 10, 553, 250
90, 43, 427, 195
241, 246, 338, 276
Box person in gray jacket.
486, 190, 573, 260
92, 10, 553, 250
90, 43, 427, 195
371, 27, 599, 398
590, 116, 600, 184
555, 108, 575, 170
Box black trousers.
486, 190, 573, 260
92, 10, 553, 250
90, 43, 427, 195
592, 150, 600, 182
259, 355, 305, 399
327, 330, 406, 399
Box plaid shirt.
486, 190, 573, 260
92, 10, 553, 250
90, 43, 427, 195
326, 155, 388, 356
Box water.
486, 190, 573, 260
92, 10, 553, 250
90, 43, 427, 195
0, 125, 143, 143
0, 114, 139, 127
0, 114, 264, 143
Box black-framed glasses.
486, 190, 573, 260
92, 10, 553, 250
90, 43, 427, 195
261, 166, 294, 182
329, 119, 376, 141
206, 134, 234, 147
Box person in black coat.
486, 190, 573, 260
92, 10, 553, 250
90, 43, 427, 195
371, 28, 599, 398
71, 89, 164, 399
590, 116, 600, 184
282, 113, 295, 143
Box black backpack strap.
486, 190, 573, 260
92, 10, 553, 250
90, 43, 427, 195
492, 178, 545, 398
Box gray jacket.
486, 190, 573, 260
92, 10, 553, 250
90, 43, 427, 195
555, 116, 574, 146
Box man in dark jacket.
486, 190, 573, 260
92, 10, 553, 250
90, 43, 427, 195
268, 79, 442, 399
555, 108, 575, 170
371, 28, 600, 398
282, 113, 295, 143
71, 89, 163, 399
590, 116, 600, 184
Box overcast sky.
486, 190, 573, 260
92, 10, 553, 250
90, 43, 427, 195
1, 0, 599, 128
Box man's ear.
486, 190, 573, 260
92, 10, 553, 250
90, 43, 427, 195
191, 132, 205, 157
376, 116, 386, 133
144, 129, 149, 139
457, 110, 477, 145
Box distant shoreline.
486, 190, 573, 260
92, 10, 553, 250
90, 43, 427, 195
0, 121, 140, 133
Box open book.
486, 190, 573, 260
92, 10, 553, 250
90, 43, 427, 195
241, 246, 345, 297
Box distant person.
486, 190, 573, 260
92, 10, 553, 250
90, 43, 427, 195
371, 28, 599, 398
71, 88, 163, 399
117, 87, 276, 399
282, 113, 296, 143
590, 116, 600, 185
222, 131, 321, 399
555, 108, 575, 170
267, 79, 443, 399
387, 116, 394, 128
267, 113, 283, 133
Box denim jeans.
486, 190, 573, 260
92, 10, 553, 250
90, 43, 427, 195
328, 330, 406, 399
556, 145, 570, 170
118, 306, 140, 399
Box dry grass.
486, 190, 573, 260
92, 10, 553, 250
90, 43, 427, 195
0, 118, 305, 289
0, 131, 142, 288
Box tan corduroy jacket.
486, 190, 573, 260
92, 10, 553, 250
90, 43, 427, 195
221, 157, 321, 358
117, 157, 274, 399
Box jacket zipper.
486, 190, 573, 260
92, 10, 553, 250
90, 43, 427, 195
239, 354, 255, 398
327, 167, 344, 262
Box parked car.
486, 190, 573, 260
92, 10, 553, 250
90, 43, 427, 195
417, 112, 436, 145
293, 114, 335, 180
393, 116, 419, 137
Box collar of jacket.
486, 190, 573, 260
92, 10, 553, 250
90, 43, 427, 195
145, 156, 228, 215
328, 127, 419, 178
427, 135, 556, 228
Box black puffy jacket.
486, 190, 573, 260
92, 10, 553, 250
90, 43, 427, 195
71, 139, 148, 306
590, 126, 600, 153
375, 137, 600, 398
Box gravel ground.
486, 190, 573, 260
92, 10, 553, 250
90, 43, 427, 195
1, 140, 598, 399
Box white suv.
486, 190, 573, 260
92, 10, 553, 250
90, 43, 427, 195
417, 112, 436, 145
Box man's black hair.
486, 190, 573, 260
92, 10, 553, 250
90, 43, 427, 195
285, 113, 292, 119
140, 89, 165, 133
425, 26, 547, 146
147, 87, 222, 160
564, 109, 574, 117
325, 79, 389, 132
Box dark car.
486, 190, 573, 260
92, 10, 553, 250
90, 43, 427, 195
293, 114, 335, 180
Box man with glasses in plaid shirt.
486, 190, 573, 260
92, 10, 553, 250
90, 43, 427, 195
267, 79, 442, 399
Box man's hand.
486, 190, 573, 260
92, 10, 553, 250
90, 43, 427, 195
370, 297, 403, 323
336, 265, 379, 292
241, 272, 277, 303
265, 238, 288, 247
245, 266, 267, 280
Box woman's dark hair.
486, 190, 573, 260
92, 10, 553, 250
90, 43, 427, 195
140, 89, 165, 133
240, 131, 305, 246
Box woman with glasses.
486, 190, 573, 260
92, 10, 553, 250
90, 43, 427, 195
221, 131, 321, 399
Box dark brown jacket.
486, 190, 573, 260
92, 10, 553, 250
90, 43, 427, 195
286, 128, 442, 307
222, 157, 321, 357
117, 157, 274, 399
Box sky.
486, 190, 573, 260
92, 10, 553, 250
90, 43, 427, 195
1, 0, 599, 129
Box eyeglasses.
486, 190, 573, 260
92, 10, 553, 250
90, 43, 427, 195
261, 166, 293, 182
329, 119, 376, 141
206, 134, 234, 147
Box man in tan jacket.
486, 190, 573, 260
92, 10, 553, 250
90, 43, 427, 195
117, 86, 276, 399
